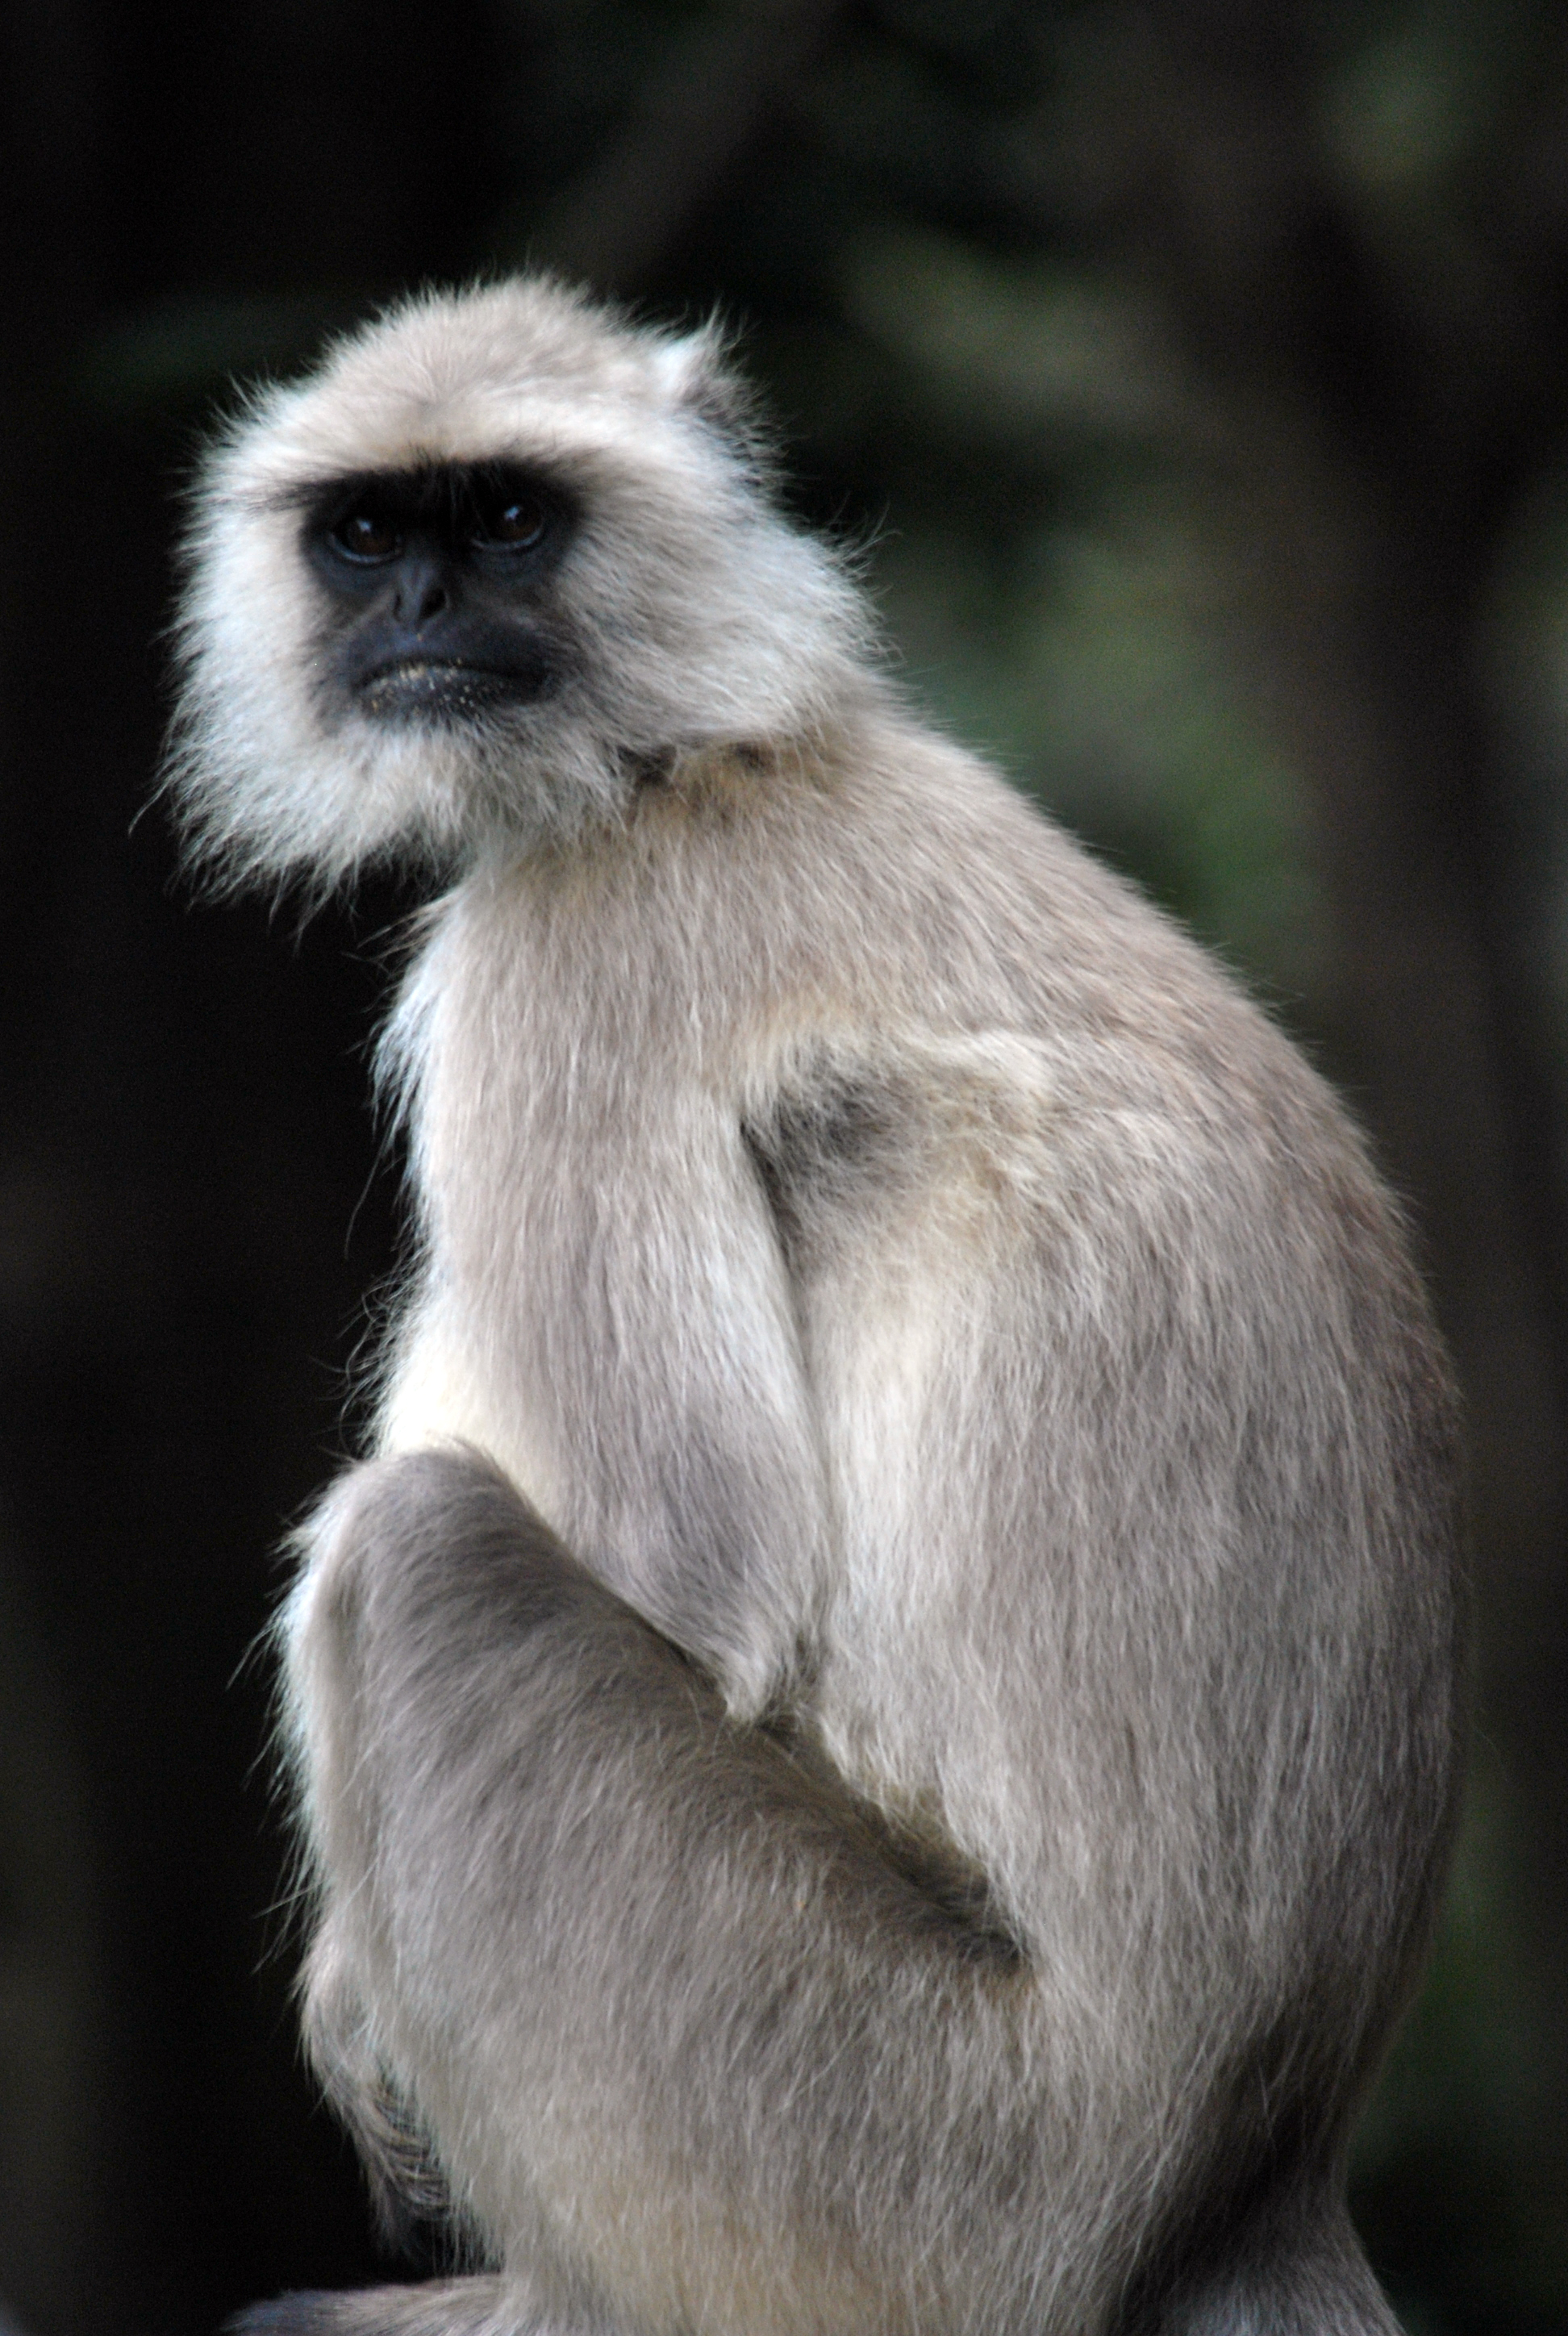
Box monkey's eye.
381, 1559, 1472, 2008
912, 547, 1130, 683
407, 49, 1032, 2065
470, 488, 548, 552
330, 508, 403, 563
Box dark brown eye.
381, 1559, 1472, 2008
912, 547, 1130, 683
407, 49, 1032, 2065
473, 493, 547, 551
331, 509, 402, 562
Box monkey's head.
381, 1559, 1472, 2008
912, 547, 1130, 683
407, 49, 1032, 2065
167, 278, 875, 891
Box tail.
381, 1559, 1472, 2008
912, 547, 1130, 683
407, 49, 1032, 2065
226, 2279, 533, 2336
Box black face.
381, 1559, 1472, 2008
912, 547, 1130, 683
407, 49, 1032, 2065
302, 461, 577, 724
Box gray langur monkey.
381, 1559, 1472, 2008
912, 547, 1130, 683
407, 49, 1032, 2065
167, 278, 1462, 2336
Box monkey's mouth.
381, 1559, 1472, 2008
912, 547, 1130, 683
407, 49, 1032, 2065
357, 659, 524, 720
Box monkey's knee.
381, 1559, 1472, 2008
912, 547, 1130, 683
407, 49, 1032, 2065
278, 1450, 592, 1979
302, 1449, 567, 1629
285, 1449, 519, 1696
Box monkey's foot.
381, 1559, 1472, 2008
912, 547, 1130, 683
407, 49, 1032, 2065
225, 2276, 577, 2336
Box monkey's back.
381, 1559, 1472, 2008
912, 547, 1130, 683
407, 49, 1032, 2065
382, 710, 1462, 2245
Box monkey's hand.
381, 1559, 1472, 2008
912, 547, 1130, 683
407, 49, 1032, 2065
283, 1445, 1041, 2335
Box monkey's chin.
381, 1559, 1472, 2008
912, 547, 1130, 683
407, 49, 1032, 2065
357, 661, 539, 724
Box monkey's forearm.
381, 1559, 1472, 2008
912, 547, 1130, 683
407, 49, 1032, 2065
378, 1042, 837, 1719
290, 1450, 1051, 2330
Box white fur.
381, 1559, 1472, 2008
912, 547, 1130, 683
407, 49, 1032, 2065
167, 280, 876, 892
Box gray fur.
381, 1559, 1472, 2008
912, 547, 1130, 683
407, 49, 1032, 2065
170, 278, 1463, 2336
225, 2278, 523, 2335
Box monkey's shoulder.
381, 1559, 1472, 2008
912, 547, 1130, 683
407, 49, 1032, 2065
757, 720, 1310, 1082
735, 1007, 1374, 1313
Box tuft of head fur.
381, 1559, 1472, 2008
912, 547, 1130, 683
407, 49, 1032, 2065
165, 277, 880, 895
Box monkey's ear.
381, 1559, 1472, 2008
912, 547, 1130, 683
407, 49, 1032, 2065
652, 327, 762, 464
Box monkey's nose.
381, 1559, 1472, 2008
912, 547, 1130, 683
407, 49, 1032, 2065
396, 559, 451, 625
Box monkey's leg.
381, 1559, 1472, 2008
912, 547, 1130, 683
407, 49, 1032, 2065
285, 1448, 1396, 2336
286, 1447, 1078, 2336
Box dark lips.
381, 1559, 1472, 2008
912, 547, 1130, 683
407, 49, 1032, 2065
357, 659, 519, 717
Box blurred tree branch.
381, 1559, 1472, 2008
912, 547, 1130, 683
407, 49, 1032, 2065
521, 0, 849, 289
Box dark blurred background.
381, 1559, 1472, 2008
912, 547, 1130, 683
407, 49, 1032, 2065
1, 2, 1566, 2330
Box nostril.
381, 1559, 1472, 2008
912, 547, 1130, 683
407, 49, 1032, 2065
393, 557, 450, 626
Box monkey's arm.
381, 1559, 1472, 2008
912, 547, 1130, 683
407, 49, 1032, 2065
289, 1447, 1050, 2336
382, 1016, 834, 1717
